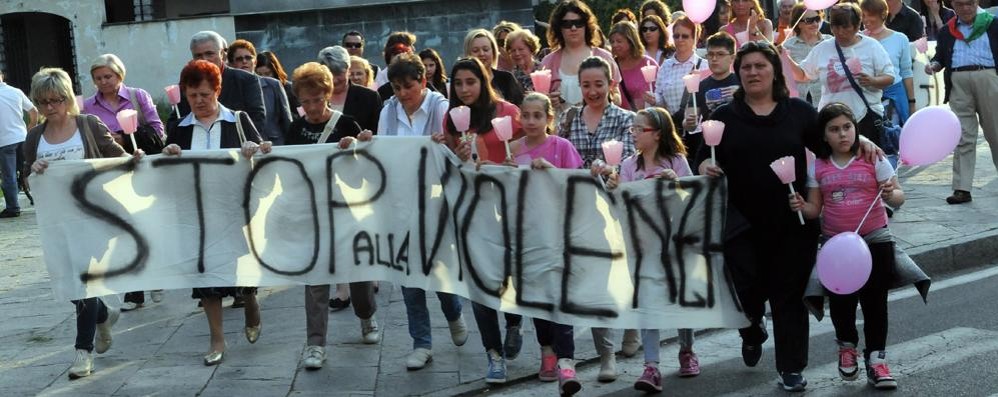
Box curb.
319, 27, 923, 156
432, 230, 998, 396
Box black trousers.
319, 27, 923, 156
124, 291, 144, 304
70, 298, 109, 352
533, 318, 575, 359
829, 240, 895, 359
725, 228, 816, 373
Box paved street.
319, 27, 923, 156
1, 138, 996, 396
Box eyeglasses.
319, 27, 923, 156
706, 51, 732, 59
629, 126, 657, 134
640, 26, 659, 33
37, 97, 66, 107
672, 33, 692, 40
802, 16, 822, 24
343, 42, 363, 49
561, 19, 586, 30
232, 55, 254, 63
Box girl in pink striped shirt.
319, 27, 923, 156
789, 102, 905, 390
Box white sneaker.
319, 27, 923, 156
598, 352, 617, 382
448, 316, 468, 346
95, 308, 119, 354
621, 329, 641, 357
361, 317, 381, 344
406, 348, 433, 370
68, 349, 93, 379
150, 290, 164, 303
302, 345, 325, 370
120, 302, 142, 312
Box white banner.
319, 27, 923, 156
31, 137, 747, 329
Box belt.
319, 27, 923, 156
952, 65, 996, 72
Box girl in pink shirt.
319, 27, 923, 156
593, 107, 699, 393
789, 103, 905, 390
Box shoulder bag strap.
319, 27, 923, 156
127, 88, 147, 126
614, 61, 636, 111
317, 109, 343, 143
834, 42, 877, 116
234, 111, 247, 145
559, 106, 579, 138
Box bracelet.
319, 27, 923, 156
907, 99, 916, 103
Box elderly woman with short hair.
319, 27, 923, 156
317, 45, 382, 132
161, 59, 266, 366
24, 67, 137, 379
505, 29, 543, 92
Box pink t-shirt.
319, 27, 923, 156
619, 56, 659, 111
619, 154, 692, 182
807, 156, 895, 236
513, 135, 583, 169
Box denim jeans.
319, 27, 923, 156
401, 286, 463, 350
71, 298, 109, 352
471, 302, 522, 353
0, 143, 20, 212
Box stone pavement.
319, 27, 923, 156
0, 139, 995, 397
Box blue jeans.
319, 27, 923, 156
882, 82, 910, 126
0, 143, 19, 212
71, 298, 109, 352
471, 302, 522, 353
401, 286, 463, 350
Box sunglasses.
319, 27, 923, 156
343, 42, 362, 49
802, 16, 822, 24
640, 25, 659, 33
561, 19, 586, 29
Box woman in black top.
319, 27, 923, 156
286, 62, 362, 145
463, 28, 525, 106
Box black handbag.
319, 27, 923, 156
120, 88, 166, 154
834, 42, 901, 154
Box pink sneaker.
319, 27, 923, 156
633, 364, 663, 393
558, 367, 582, 396
678, 350, 701, 377
538, 351, 557, 382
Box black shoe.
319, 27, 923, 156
946, 190, 972, 204
778, 372, 807, 392
742, 342, 763, 367
231, 295, 246, 308
0, 209, 21, 218
329, 297, 351, 311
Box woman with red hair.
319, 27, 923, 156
162, 59, 268, 366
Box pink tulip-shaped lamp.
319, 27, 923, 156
769, 155, 805, 225
640, 65, 658, 99
116, 109, 139, 154
450, 106, 476, 161
530, 70, 552, 94
75, 95, 85, 112
296, 106, 306, 118
601, 139, 624, 180
491, 116, 514, 160
701, 120, 725, 166
682, 74, 700, 127
165, 85, 181, 117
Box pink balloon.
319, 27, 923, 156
702, 120, 725, 146
804, 0, 838, 10
449, 106, 471, 132
816, 232, 872, 295
601, 140, 624, 166
899, 106, 961, 166
769, 156, 797, 184
530, 70, 552, 94
491, 116, 513, 141
683, 0, 716, 24
164, 85, 181, 105
640, 65, 658, 84
116, 109, 139, 135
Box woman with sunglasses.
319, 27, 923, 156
782, 4, 832, 105
540, 0, 621, 112
721, 0, 774, 46
645, 16, 709, 116
640, 15, 675, 66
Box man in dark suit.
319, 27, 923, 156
174, 31, 266, 132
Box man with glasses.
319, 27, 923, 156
926, 0, 998, 204
0, 71, 38, 218
683, 32, 739, 158
175, 31, 266, 133
343, 31, 381, 82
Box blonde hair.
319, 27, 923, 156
31, 67, 79, 116
521, 92, 555, 135
463, 29, 499, 69
350, 56, 374, 87
292, 62, 334, 98
90, 53, 127, 81
609, 21, 646, 60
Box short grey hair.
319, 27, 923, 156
190, 31, 227, 52
90, 53, 127, 81
317, 46, 350, 75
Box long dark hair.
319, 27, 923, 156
733, 41, 790, 102
446, 57, 498, 136
639, 15, 675, 60
419, 48, 448, 95
636, 107, 687, 170
547, 0, 604, 50
256, 51, 288, 85
815, 102, 861, 159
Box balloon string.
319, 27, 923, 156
784, 11, 807, 45
854, 162, 903, 234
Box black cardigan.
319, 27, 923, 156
342, 83, 382, 132
931, 18, 998, 103
166, 110, 262, 150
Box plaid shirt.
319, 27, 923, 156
561, 103, 635, 168
654, 54, 707, 113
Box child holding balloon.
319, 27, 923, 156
591, 107, 699, 393
788, 102, 904, 390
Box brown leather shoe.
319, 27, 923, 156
946, 190, 972, 204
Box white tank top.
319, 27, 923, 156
559, 73, 582, 106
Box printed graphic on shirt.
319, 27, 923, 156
820, 170, 875, 207
704, 85, 738, 112
825, 58, 852, 94
38, 146, 84, 162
